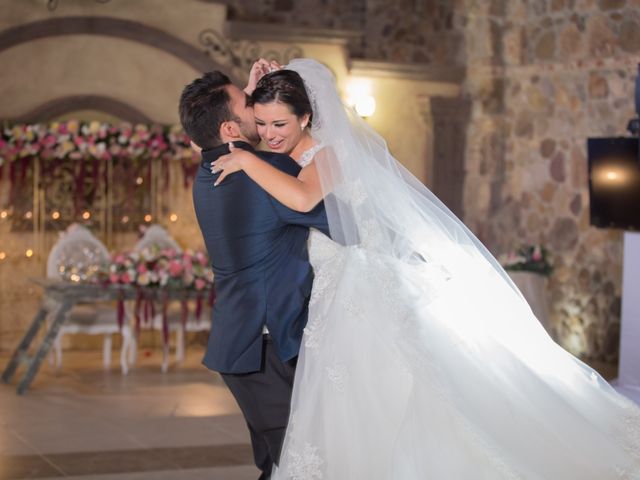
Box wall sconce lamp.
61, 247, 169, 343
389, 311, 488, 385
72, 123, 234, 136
346, 78, 376, 118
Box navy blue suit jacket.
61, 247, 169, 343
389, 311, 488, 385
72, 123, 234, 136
193, 141, 329, 374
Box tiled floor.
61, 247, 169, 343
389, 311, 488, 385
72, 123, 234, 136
0, 344, 624, 480
0, 348, 259, 480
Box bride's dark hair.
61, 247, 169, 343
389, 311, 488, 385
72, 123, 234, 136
251, 70, 313, 125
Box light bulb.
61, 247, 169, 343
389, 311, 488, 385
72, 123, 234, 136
355, 95, 376, 118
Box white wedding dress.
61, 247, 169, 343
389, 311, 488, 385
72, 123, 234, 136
271, 60, 640, 479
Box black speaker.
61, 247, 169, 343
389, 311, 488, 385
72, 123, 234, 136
587, 137, 640, 231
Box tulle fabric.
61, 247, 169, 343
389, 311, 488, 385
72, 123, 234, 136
272, 59, 640, 479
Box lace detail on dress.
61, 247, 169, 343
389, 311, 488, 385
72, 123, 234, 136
325, 363, 348, 392
304, 313, 327, 352
286, 442, 324, 480
304, 231, 346, 353
298, 143, 323, 168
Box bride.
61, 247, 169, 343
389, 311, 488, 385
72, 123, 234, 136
212, 59, 640, 479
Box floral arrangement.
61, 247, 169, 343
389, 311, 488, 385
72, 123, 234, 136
0, 122, 202, 230
499, 244, 553, 277
106, 246, 213, 291
0, 121, 195, 164
104, 245, 215, 335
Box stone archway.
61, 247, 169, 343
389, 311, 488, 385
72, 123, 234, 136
0, 16, 232, 78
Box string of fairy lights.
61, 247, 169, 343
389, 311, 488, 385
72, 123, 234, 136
0, 168, 181, 264
0, 207, 181, 263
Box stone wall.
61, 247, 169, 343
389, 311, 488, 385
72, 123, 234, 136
222, 0, 465, 64
461, 0, 640, 361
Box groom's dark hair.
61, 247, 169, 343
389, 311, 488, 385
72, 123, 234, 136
179, 71, 233, 150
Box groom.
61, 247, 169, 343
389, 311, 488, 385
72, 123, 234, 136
179, 71, 329, 479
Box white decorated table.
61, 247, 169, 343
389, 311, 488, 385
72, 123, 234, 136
1, 278, 213, 395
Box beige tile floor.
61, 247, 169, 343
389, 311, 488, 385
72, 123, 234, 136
0, 342, 622, 480
0, 347, 259, 480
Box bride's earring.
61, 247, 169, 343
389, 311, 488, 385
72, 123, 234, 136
300, 123, 307, 131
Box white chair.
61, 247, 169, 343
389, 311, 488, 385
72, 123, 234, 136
133, 224, 182, 253
47, 224, 133, 374
132, 225, 211, 372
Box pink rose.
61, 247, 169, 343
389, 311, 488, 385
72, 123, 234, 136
109, 273, 119, 283
196, 252, 208, 266
121, 272, 132, 284
168, 260, 183, 277
136, 264, 148, 274
194, 278, 206, 290
162, 248, 177, 259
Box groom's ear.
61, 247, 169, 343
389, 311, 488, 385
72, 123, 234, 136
219, 120, 240, 140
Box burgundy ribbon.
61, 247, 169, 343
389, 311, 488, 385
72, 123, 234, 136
161, 290, 169, 346
90, 159, 100, 204
8, 160, 15, 205
195, 294, 203, 321
181, 300, 189, 327
74, 159, 86, 216
134, 290, 143, 337
163, 157, 170, 192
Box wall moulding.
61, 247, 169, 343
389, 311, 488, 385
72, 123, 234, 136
349, 59, 465, 84
0, 16, 230, 78
225, 20, 363, 47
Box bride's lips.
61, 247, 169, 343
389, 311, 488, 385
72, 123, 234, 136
267, 139, 284, 149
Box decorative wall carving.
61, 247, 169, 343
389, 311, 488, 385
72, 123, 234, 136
198, 28, 303, 81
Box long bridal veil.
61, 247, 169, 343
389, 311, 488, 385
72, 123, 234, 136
275, 59, 640, 479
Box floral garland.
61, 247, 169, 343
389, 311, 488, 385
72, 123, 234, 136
106, 246, 213, 290
500, 244, 553, 277
0, 121, 202, 231
0, 121, 201, 206
0, 121, 195, 164
103, 245, 215, 340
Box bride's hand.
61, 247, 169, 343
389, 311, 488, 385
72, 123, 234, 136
211, 143, 251, 186
244, 58, 271, 95
244, 59, 283, 94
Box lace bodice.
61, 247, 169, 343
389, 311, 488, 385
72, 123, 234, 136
297, 143, 323, 168
295, 143, 342, 271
